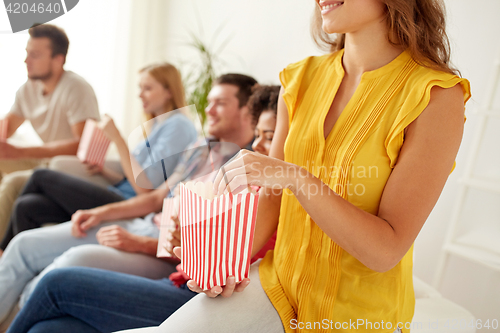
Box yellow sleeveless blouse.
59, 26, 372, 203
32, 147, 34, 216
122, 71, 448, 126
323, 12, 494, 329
259, 49, 471, 333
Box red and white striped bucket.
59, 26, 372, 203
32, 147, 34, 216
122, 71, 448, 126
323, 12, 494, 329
156, 197, 179, 258
179, 182, 259, 291
77, 119, 110, 167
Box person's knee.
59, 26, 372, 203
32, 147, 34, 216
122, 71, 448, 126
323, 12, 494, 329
4, 231, 34, 259
11, 195, 38, 225
0, 171, 30, 192
30, 169, 55, 183
48, 156, 76, 171
36, 268, 70, 291
53, 245, 103, 268
13, 194, 33, 212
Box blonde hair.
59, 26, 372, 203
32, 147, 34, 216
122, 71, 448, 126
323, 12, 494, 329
139, 63, 187, 121
311, 0, 459, 76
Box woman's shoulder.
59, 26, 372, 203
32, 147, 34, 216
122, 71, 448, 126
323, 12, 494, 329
279, 51, 341, 107
151, 112, 196, 136
402, 63, 471, 104
160, 112, 195, 128
406, 61, 467, 86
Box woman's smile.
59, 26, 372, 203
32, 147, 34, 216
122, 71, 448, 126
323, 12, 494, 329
319, 0, 344, 15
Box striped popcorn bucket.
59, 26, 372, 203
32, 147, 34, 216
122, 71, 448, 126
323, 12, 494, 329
156, 197, 179, 258
179, 182, 259, 291
0, 118, 8, 141
77, 119, 110, 167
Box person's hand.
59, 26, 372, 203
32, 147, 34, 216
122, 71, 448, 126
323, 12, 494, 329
0, 141, 22, 159
164, 214, 181, 255
172, 247, 251, 297
71, 208, 103, 238
84, 163, 103, 176
212, 149, 301, 196
96, 225, 142, 252
98, 114, 122, 142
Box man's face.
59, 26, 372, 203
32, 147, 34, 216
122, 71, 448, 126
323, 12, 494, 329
205, 84, 249, 140
24, 37, 56, 80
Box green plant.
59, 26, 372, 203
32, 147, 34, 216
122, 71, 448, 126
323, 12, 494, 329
182, 18, 232, 126
184, 33, 218, 126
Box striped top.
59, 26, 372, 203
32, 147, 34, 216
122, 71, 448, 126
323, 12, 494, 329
259, 49, 471, 333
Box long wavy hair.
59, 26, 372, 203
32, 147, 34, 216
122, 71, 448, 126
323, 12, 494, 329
311, 0, 459, 75
140, 63, 187, 121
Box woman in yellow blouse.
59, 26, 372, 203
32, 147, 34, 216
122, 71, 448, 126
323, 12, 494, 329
141, 0, 471, 332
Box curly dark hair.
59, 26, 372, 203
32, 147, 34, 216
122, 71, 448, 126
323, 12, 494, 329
247, 85, 280, 126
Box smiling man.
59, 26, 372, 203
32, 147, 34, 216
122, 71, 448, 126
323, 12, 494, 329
0, 24, 100, 241
0, 73, 258, 327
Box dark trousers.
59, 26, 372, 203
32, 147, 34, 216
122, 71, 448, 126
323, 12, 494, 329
0, 169, 125, 250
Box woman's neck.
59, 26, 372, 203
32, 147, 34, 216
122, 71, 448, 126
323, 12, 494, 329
151, 103, 175, 119
342, 25, 404, 78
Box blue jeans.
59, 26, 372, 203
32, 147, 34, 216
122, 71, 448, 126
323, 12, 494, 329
7, 267, 196, 333
0, 216, 172, 322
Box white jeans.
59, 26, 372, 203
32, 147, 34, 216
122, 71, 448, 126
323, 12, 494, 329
0, 215, 176, 323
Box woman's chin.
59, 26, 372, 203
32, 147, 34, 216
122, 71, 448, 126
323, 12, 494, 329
143, 108, 156, 116
322, 22, 342, 35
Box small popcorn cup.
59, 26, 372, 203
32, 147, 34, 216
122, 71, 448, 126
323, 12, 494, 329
179, 181, 259, 291
77, 119, 110, 168
156, 197, 180, 258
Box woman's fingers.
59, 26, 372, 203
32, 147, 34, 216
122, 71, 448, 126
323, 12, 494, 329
173, 246, 182, 259
185, 275, 248, 298
213, 152, 246, 195
220, 276, 235, 298
207, 285, 223, 297
234, 278, 251, 292
215, 164, 250, 196
186, 281, 222, 297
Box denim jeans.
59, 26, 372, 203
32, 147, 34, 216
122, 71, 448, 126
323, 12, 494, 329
0, 217, 174, 323
7, 267, 196, 333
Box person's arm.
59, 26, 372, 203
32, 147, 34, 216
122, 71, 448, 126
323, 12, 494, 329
96, 225, 160, 256
99, 115, 152, 194
71, 186, 168, 238
215, 84, 466, 273
250, 88, 289, 257
85, 164, 126, 185
288, 85, 464, 272
4, 113, 25, 138
185, 88, 290, 297
0, 121, 86, 159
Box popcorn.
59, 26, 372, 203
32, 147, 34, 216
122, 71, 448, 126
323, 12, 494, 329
77, 119, 110, 167
179, 181, 259, 290
156, 197, 179, 258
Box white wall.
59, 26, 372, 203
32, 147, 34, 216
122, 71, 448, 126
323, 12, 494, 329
160, 0, 500, 324
161, 0, 321, 90
414, 0, 500, 326
0, 0, 130, 141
